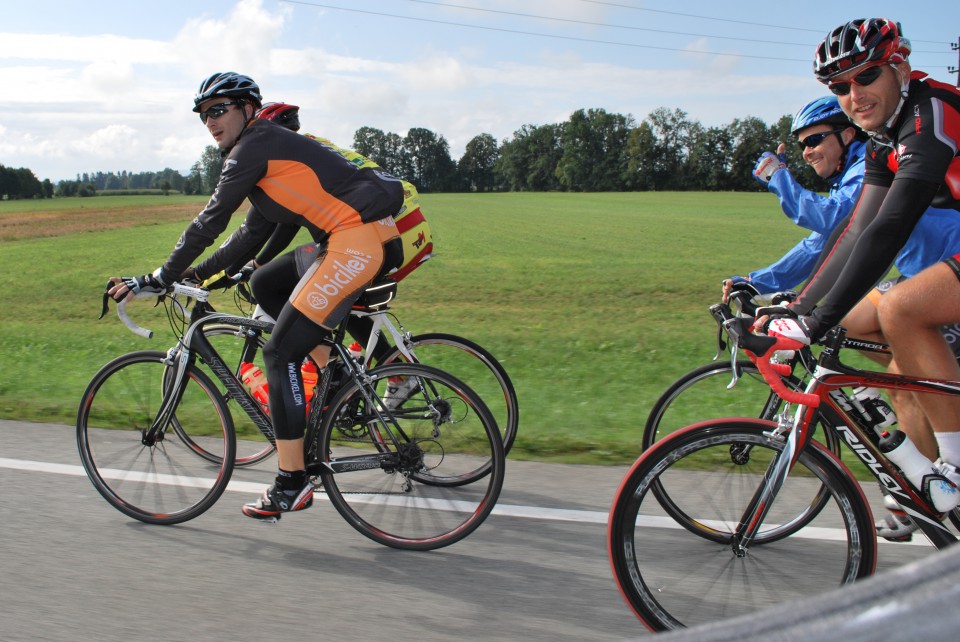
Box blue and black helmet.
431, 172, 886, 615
790, 96, 850, 135
193, 72, 262, 112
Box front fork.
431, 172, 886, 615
731, 410, 799, 556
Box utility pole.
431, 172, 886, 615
950, 38, 959, 87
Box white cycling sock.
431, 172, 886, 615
935, 431, 960, 468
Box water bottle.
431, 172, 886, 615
852, 386, 897, 430
348, 341, 364, 363
240, 362, 270, 415
301, 359, 318, 408
879, 429, 960, 512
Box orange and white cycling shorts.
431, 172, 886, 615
290, 218, 399, 329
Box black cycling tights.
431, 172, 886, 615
252, 253, 330, 441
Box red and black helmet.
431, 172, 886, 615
193, 72, 263, 112
814, 18, 911, 83
255, 102, 301, 132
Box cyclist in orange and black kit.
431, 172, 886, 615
211, 102, 432, 373
760, 19, 960, 532
108, 72, 403, 521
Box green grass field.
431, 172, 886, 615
0, 191, 830, 464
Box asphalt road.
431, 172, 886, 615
0, 420, 939, 641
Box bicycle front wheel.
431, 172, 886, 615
643, 360, 842, 544
379, 333, 519, 455
76, 350, 236, 525
608, 419, 876, 631
313, 363, 505, 550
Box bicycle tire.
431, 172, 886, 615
76, 350, 236, 525
644, 360, 804, 449
194, 323, 276, 467
608, 419, 877, 631
379, 332, 519, 455
312, 363, 505, 550
644, 360, 841, 544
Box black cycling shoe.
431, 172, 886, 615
242, 480, 314, 522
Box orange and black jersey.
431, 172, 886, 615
160, 120, 403, 283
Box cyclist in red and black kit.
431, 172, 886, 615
108, 72, 403, 521
761, 19, 960, 529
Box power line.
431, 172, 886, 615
575, 0, 950, 47
280, 1, 952, 59
279, 0, 810, 62
577, 0, 825, 34
398, 0, 813, 48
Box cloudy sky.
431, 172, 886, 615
2, 0, 958, 182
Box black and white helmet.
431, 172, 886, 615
192, 72, 262, 112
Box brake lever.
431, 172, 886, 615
721, 317, 745, 389
99, 281, 113, 320
713, 321, 728, 361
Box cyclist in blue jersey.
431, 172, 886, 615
734, 96, 867, 294
758, 19, 960, 539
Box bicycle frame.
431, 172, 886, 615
733, 322, 960, 551
153, 300, 276, 445
351, 307, 416, 368
138, 294, 432, 481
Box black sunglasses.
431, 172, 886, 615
828, 65, 885, 96
797, 128, 846, 152
198, 101, 238, 124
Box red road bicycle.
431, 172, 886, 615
608, 301, 960, 631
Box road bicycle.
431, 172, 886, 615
76, 281, 505, 551
642, 291, 847, 543
643, 290, 838, 451
643, 290, 842, 536
199, 280, 518, 467
608, 301, 960, 630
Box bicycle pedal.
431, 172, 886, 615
256, 516, 281, 525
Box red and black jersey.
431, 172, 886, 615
864, 72, 960, 210
796, 72, 960, 332
160, 120, 403, 284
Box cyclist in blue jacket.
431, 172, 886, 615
732, 96, 960, 294
742, 96, 867, 293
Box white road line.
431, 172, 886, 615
0, 456, 933, 546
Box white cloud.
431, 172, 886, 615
0, 32, 175, 64
81, 60, 137, 96
397, 55, 472, 91
68, 124, 140, 158
172, 0, 288, 81
0, 0, 823, 181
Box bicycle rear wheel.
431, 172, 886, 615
312, 363, 505, 550
76, 350, 236, 525
643, 360, 802, 448
608, 419, 876, 631
379, 333, 519, 455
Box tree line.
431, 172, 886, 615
54, 168, 200, 197
0, 164, 54, 199
2, 106, 828, 200
348, 107, 824, 193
